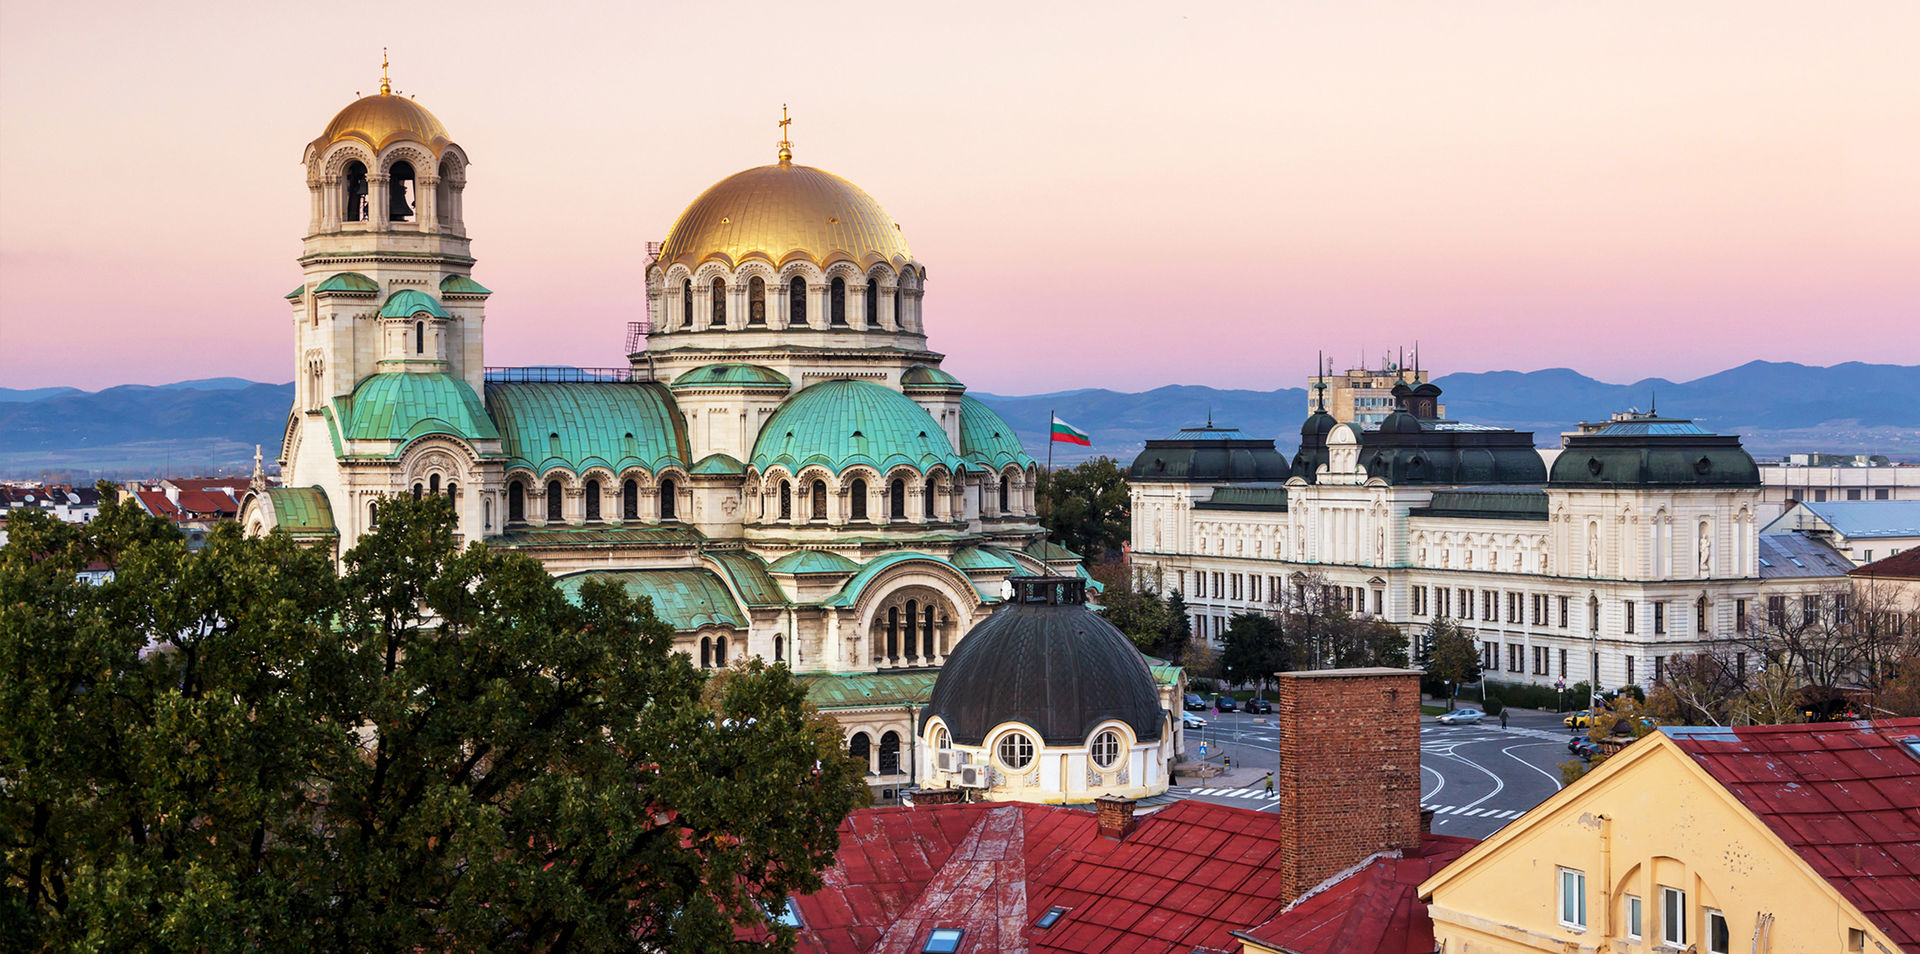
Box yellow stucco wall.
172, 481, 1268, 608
1419, 734, 1895, 954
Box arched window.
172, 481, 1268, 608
849, 733, 872, 773
681, 279, 693, 327
878, 732, 901, 775
507, 481, 525, 523
889, 478, 906, 519
905, 600, 919, 659
546, 480, 563, 522
436, 157, 455, 225
810, 480, 827, 522
444, 480, 456, 500
924, 605, 936, 658
849, 478, 868, 520
584, 479, 601, 521
623, 479, 638, 520
1090, 729, 1122, 770
864, 280, 879, 328
343, 160, 369, 222
887, 607, 899, 659
932, 726, 950, 752
774, 635, 784, 663
1697, 595, 1709, 633
710, 278, 726, 329
789, 276, 807, 324
779, 480, 792, 520
700, 637, 711, 669
925, 478, 937, 519
715, 635, 727, 667
388, 160, 416, 221
659, 478, 677, 520
415, 321, 424, 354
999, 475, 1011, 515
1590, 595, 1601, 633
748, 276, 766, 326
428, 474, 440, 495
997, 731, 1035, 771
829, 277, 847, 326
412, 483, 423, 501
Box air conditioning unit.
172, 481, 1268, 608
957, 764, 989, 788
935, 749, 967, 773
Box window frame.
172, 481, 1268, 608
1089, 728, 1123, 770
1557, 867, 1587, 929
995, 730, 1036, 772
922, 928, 964, 954
1706, 908, 1730, 954
1625, 895, 1642, 940
1661, 885, 1687, 947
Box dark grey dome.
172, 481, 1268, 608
1127, 425, 1291, 482
926, 577, 1163, 747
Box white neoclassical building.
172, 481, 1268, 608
1130, 379, 1849, 695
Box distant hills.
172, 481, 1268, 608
3, 361, 1915, 480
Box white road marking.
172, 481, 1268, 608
1421, 763, 1447, 802
1501, 741, 1569, 791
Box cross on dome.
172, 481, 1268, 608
777, 104, 793, 163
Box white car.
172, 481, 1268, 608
1435, 707, 1486, 725
1181, 711, 1208, 729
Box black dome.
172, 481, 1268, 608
926, 577, 1163, 747
1127, 426, 1291, 482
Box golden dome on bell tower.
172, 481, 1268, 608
310, 53, 453, 156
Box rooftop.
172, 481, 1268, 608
1233, 836, 1477, 954
1785, 500, 1920, 539
1756, 533, 1852, 579
1853, 547, 1920, 581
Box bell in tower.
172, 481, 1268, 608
388, 161, 416, 222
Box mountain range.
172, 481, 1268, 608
2, 361, 1914, 480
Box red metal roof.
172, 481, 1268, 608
1233, 834, 1476, 954
1668, 719, 1920, 949
134, 491, 181, 517
1853, 546, 1920, 581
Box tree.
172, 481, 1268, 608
1424, 618, 1480, 710
1219, 613, 1288, 693
1, 491, 868, 952
1091, 565, 1182, 660
1039, 458, 1130, 560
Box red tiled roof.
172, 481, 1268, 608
1233, 834, 1476, 954
1668, 719, 1920, 949
172, 488, 239, 516
1853, 547, 1920, 580
134, 491, 181, 517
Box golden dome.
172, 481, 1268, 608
312, 90, 452, 157
658, 161, 913, 271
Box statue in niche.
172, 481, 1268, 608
1376, 525, 1385, 564
1699, 523, 1712, 575
1587, 523, 1600, 576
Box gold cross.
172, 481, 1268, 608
777, 104, 794, 161
380, 48, 391, 95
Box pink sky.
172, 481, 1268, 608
2, 1, 1915, 393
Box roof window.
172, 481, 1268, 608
774, 900, 803, 928
1902, 737, 1920, 760
922, 928, 964, 953
1036, 907, 1069, 929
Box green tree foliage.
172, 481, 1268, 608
0, 491, 867, 952
1091, 568, 1187, 661
1039, 458, 1130, 560
1424, 618, 1481, 709
1219, 613, 1288, 692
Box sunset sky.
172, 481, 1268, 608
2, 1, 1915, 393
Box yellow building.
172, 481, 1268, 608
1420, 719, 1920, 954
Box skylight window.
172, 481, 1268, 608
1036, 906, 1069, 929
923, 928, 964, 953
1902, 737, 1920, 760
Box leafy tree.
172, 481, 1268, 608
1164, 589, 1193, 646
1, 491, 867, 952
1039, 458, 1130, 560
1219, 613, 1288, 693
1092, 567, 1179, 660
1424, 618, 1480, 710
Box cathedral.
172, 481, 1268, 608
241, 71, 1116, 795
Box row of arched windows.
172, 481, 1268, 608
505, 476, 676, 526
882, 601, 939, 661
338, 157, 458, 225
672, 273, 909, 332
848, 730, 902, 777
768, 476, 937, 524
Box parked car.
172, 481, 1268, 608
1181, 711, 1208, 730
1567, 738, 1600, 761
1563, 708, 1596, 728
1214, 694, 1238, 713
1183, 693, 1208, 711
1244, 697, 1272, 715
1436, 707, 1485, 725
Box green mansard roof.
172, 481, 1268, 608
439, 275, 492, 295
671, 364, 792, 389
766, 549, 861, 575
751, 379, 964, 476
555, 568, 744, 632
315, 272, 379, 294
484, 381, 690, 476
901, 365, 965, 391
379, 289, 451, 319
336, 373, 500, 449
262, 486, 336, 538
958, 395, 1034, 471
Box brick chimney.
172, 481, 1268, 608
908, 787, 964, 807
1094, 795, 1136, 841
1275, 667, 1422, 902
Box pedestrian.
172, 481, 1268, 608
1500, 709, 1509, 729
1263, 772, 1274, 796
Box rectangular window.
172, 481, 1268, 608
1848, 488, 1862, 500
1654, 655, 1665, 684
1768, 595, 1786, 627
1736, 651, 1748, 682
1707, 910, 1730, 954
1459, 588, 1471, 620
1373, 590, 1383, 615
1627, 655, 1635, 686
923, 928, 964, 954
1834, 593, 1850, 625
1558, 868, 1588, 928
1483, 641, 1497, 670
1877, 488, 1891, 500
1534, 645, 1548, 675
1803, 594, 1821, 622
1626, 895, 1643, 940
1484, 590, 1496, 620
1213, 572, 1224, 600
1440, 587, 1451, 618
1625, 601, 1637, 634
1509, 592, 1521, 623
1815, 489, 1828, 502
1736, 598, 1748, 632
1559, 648, 1568, 678
1654, 601, 1666, 635
1509, 643, 1523, 672
1559, 595, 1570, 628
1661, 886, 1687, 946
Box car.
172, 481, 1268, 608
1563, 709, 1596, 728
1568, 738, 1600, 761
1244, 697, 1272, 715
1181, 711, 1208, 729
1214, 694, 1238, 713
1435, 707, 1485, 725
1183, 693, 1208, 711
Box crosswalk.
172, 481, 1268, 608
1171, 786, 1529, 821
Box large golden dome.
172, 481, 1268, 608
312, 89, 452, 156
658, 161, 913, 270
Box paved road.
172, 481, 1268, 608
1173, 705, 1579, 840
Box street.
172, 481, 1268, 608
1172, 704, 1577, 839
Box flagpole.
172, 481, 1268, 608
1046, 408, 1054, 476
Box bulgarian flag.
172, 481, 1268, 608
1050, 415, 1091, 446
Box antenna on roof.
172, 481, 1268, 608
1650, 389, 1657, 415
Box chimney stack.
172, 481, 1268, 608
1275, 668, 1423, 902
1094, 795, 1136, 841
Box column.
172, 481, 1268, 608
809, 283, 828, 329
368, 174, 390, 228
416, 175, 439, 232
850, 281, 868, 329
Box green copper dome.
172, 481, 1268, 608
901, 365, 965, 391
751, 380, 964, 476
671, 364, 792, 389
315, 272, 379, 294
485, 381, 689, 476
337, 373, 500, 449
379, 289, 451, 319
958, 396, 1034, 471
